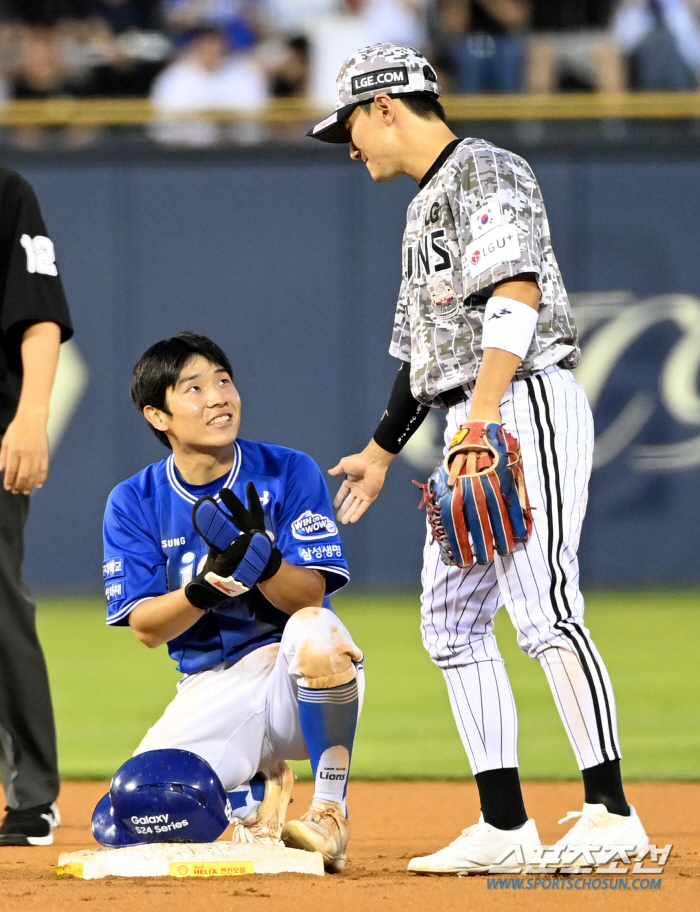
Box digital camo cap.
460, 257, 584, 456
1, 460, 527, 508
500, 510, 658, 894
308, 44, 441, 144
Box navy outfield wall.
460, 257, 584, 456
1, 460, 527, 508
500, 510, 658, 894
7, 144, 700, 592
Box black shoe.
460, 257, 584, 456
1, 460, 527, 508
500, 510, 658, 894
0, 804, 55, 846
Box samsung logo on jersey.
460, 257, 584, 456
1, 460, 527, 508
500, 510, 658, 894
162, 537, 187, 548
291, 510, 338, 541
351, 66, 408, 95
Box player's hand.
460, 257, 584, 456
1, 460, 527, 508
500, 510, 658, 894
0, 410, 50, 494
184, 533, 270, 610
328, 442, 394, 524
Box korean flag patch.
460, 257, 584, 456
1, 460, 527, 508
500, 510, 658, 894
470, 201, 503, 240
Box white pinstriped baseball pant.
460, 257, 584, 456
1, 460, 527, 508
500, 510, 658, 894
421, 365, 621, 774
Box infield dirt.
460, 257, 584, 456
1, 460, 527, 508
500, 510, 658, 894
0, 781, 697, 911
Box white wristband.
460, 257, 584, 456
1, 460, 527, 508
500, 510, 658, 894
481, 296, 538, 361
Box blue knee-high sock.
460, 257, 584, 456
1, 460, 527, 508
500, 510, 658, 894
297, 679, 359, 813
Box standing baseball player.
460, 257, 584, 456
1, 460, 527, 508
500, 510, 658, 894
309, 44, 648, 873
101, 331, 362, 872
0, 168, 73, 846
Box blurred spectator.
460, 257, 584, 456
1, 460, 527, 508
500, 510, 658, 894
89, 0, 162, 35
270, 34, 308, 96
73, 13, 171, 95
307, 0, 425, 107
2, 3, 169, 97
163, 0, 264, 50
0, 6, 15, 96
527, 1, 625, 91
7, 0, 680, 117
150, 26, 268, 144
435, 0, 530, 93
263, 0, 336, 36
85, 36, 171, 95
7, 0, 160, 29
264, 0, 425, 45
7, 1, 84, 24
7, 23, 96, 150
85, 1, 162, 33
11, 24, 86, 97
614, 0, 700, 89
365, 0, 427, 47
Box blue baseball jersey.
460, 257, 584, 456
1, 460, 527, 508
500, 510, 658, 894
103, 438, 349, 674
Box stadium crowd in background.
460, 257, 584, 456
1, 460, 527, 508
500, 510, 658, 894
0, 1, 698, 136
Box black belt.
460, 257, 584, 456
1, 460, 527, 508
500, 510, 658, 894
435, 385, 471, 409
436, 366, 545, 409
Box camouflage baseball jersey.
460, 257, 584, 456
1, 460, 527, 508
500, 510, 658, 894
389, 138, 580, 405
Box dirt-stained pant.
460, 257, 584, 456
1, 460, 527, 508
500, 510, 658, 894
135, 607, 364, 791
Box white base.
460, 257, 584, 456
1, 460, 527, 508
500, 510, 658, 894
56, 841, 324, 879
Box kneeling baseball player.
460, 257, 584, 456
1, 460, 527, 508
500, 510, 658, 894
99, 331, 362, 872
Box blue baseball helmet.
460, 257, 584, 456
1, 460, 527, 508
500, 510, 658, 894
91, 749, 233, 847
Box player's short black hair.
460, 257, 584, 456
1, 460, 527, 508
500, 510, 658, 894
359, 92, 447, 124
131, 331, 234, 449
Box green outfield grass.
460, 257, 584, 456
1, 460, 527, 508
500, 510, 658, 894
37, 592, 700, 780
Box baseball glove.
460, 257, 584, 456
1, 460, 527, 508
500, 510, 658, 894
416, 421, 532, 568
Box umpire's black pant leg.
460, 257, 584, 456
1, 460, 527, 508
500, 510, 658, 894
0, 485, 59, 809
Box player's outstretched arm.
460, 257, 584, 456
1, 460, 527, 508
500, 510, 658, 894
328, 440, 395, 524
329, 360, 430, 523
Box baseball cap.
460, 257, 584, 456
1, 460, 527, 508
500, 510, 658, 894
308, 43, 441, 144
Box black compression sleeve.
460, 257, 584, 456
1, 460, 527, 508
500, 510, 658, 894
372, 361, 430, 454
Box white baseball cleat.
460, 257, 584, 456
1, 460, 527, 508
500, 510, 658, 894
407, 816, 540, 875
553, 803, 648, 865
282, 800, 350, 873
230, 762, 294, 847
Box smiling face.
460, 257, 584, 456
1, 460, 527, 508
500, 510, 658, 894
346, 97, 404, 182
144, 355, 241, 454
